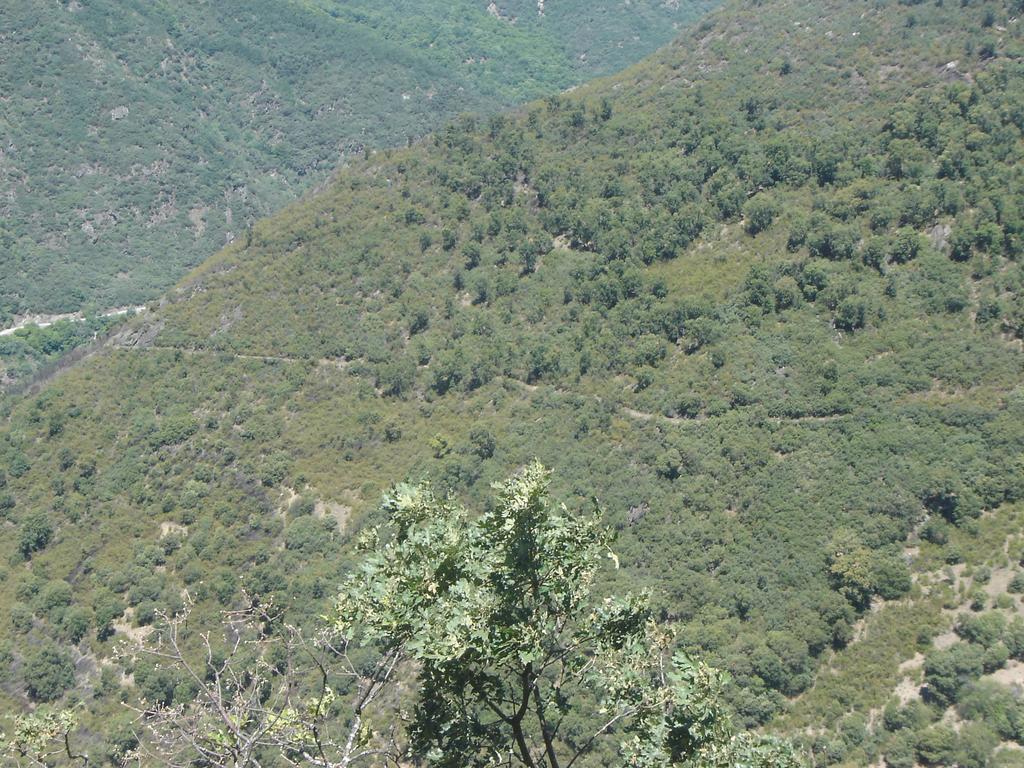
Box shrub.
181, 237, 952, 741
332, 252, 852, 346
956, 612, 1007, 648
956, 721, 999, 768
890, 228, 925, 264
923, 643, 985, 706
958, 681, 1023, 741
23, 644, 75, 702
915, 725, 957, 766
1006, 618, 1024, 659
468, 428, 496, 459
93, 592, 126, 642
10, 602, 33, 634
60, 607, 92, 644
19, 511, 53, 557
883, 733, 916, 768
808, 222, 858, 260
37, 580, 73, 621
835, 296, 868, 331
743, 197, 778, 235
284, 517, 330, 555
289, 496, 316, 518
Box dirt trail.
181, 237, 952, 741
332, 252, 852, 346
500, 376, 850, 427
9, 326, 880, 435
126, 344, 352, 369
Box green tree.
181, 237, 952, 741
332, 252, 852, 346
468, 427, 496, 459
743, 197, 778, 235
828, 532, 875, 608
18, 511, 53, 558
923, 643, 985, 707
1, 709, 85, 766
956, 612, 1007, 648
334, 462, 799, 767
916, 725, 957, 766
23, 645, 75, 702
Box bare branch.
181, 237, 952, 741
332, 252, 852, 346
123, 594, 403, 768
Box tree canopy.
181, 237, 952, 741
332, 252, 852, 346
334, 462, 799, 767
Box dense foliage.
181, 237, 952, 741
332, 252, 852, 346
0, 0, 711, 316
0, 313, 128, 388
0, 0, 1022, 764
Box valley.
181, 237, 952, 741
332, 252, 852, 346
1, 0, 1022, 766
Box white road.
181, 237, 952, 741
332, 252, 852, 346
0, 306, 146, 337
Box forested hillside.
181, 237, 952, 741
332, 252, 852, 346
1, 0, 1022, 765
0, 0, 711, 318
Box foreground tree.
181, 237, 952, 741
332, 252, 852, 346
1, 710, 87, 767
333, 461, 799, 767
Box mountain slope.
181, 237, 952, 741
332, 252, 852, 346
0, 0, 713, 318
0, 0, 1022, 764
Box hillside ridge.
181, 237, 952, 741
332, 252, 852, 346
0, 0, 713, 319
0, 0, 1022, 765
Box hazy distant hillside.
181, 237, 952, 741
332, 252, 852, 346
0, 0, 712, 318
0, 0, 1022, 765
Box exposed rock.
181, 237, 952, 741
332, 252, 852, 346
627, 502, 649, 526
160, 521, 188, 538
929, 223, 951, 251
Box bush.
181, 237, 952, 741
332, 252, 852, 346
60, 606, 92, 644
916, 725, 957, 766
37, 580, 73, 621
8, 453, 30, 478
134, 602, 158, 626
957, 721, 1000, 768
1005, 618, 1024, 659
884, 733, 916, 768
982, 642, 1010, 674
890, 228, 925, 264
289, 496, 316, 518
260, 452, 291, 487
808, 222, 858, 260
787, 216, 809, 251
655, 448, 683, 481
10, 602, 33, 634
883, 700, 931, 732
18, 511, 53, 557
873, 552, 912, 600
150, 415, 199, 447
135, 663, 178, 707
861, 236, 888, 270
920, 519, 949, 545
923, 643, 985, 706
23, 644, 75, 702
835, 296, 868, 331
94, 592, 126, 642
743, 197, 778, 235
956, 612, 1007, 648
284, 516, 330, 555
468, 428, 496, 459
958, 681, 1023, 741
